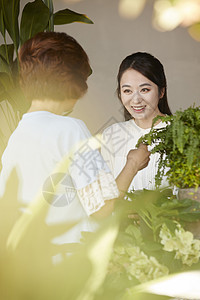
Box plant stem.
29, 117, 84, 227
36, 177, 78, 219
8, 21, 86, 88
2, 35, 15, 83
43, 0, 54, 31
3, 36, 9, 65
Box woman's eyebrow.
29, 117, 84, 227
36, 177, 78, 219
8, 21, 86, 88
121, 83, 152, 88
121, 84, 131, 88
139, 83, 152, 87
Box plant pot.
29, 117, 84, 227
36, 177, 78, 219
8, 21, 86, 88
178, 187, 200, 239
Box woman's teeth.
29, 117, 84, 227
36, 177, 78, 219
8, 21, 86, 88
133, 106, 145, 111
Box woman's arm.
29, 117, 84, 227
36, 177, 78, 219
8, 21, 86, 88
92, 144, 150, 218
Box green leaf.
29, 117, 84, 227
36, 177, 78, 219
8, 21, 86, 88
0, 169, 21, 246
1, 0, 20, 50
54, 9, 93, 25
0, 44, 14, 65
124, 271, 200, 299
0, 72, 12, 93
20, 0, 50, 45
188, 22, 200, 43
42, 0, 54, 31
0, 73, 22, 110
142, 240, 162, 252
0, 54, 9, 74
0, 8, 5, 38
76, 217, 119, 300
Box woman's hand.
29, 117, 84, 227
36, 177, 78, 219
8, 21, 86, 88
127, 143, 150, 172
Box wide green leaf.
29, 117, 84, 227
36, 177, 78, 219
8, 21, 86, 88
1, 0, 20, 49
54, 9, 93, 25
20, 0, 50, 45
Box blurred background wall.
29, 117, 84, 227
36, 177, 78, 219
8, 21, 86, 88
34, 0, 200, 133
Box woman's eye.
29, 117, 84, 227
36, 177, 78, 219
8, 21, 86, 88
141, 88, 150, 93
123, 89, 132, 94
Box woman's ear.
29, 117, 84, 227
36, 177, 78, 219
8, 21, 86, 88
159, 87, 165, 99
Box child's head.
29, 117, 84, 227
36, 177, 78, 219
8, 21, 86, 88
19, 32, 91, 102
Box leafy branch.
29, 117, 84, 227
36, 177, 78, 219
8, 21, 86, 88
137, 106, 200, 188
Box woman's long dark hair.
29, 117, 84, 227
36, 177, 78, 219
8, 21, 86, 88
117, 52, 172, 121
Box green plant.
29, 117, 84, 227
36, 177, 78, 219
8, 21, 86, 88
1, 170, 200, 300
0, 169, 120, 300
137, 106, 200, 189
0, 0, 93, 164
99, 188, 200, 300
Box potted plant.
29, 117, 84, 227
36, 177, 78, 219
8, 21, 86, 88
137, 106, 200, 236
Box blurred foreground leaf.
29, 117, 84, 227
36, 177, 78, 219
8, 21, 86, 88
123, 271, 200, 300
188, 22, 200, 42
0, 168, 119, 300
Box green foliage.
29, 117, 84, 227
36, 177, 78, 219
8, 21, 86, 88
96, 188, 200, 299
102, 189, 200, 298
137, 106, 200, 188
0, 170, 119, 300
1, 171, 200, 299
0, 44, 14, 73
1, 0, 20, 50
54, 8, 94, 25
20, 0, 50, 45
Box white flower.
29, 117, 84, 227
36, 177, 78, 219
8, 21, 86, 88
159, 222, 200, 266
126, 246, 169, 282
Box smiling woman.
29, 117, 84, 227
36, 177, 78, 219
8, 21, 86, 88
120, 68, 165, 129
101, 52, 172, 191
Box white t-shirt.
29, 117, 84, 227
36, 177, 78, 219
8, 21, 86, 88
101, 119, 169, 191
0, 111, 119, 244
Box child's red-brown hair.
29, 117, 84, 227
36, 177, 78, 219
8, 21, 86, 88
19, 32, 91, 102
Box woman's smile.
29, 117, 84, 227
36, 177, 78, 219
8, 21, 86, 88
132, 105, 146, 112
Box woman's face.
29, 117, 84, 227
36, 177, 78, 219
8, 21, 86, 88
120, 68, 163, 127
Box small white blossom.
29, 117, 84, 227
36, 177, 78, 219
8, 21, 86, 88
159, 222, 200, 266
126, 246, 169, 282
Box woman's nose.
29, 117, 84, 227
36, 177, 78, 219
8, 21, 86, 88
130, 91, 142, 104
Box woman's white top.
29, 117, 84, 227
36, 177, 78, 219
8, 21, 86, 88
101, 119, 168, 191
0, 111, 119, 244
